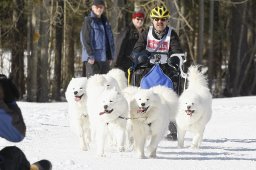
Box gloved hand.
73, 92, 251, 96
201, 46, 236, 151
167, 56, 180, 71
129, 51, 140, 65
129, 50, 151, 66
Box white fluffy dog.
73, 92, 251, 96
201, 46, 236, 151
107, 68, 127, 90
89, 88, 128, 156
65, 77, 90, 151
130, 86, 178, 158
122, 86, 139, 148
86, 74, 120, 99
176, 65, 212, 149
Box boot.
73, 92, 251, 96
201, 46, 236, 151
166, 121, 177, 141
166, 133, 177, 141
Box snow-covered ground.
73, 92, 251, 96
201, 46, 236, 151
0, 96, 256, 170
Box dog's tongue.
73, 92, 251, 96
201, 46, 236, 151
75, 96, 81, 101
99, 111, 105, 115
137, 107, 148, 113
185, 110, 193, 116
137, 109, 144, 113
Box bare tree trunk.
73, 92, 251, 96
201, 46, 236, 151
227, 1, 248, 96
179, 0, 194, 65
213, 2, 223, 97
37, 0, 50, 102
233, 3, 247, 96
107, 0, 127, 35
27, 2, 41, 101
208, 0, 214, 92
11, 0, 25, 97
52, 0, 64, 101
62, 2, 74, 91
27, 0, 35, 101
47, 0, 54, 99
198, 0, 204, 64
166, 0, 178, 29
248, 1, 256, 95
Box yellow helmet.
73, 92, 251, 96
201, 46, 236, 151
150, 6, 170, 18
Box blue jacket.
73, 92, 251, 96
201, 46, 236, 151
0, 102, 25, 142
80, 12, 115, 62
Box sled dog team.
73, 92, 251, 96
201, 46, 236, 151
65, 65, 212, 158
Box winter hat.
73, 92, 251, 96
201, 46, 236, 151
93, 0, 105, 6
132, 11, 145, 19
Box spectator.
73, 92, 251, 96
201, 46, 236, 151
115, 10, 145, 77
80, 0, 115, 78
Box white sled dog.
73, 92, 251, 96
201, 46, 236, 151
65, 77, 90, 151
89, 88, 128, 156
176, 65, 212, 149
86, 74, 120, 100
130, 86, 178, 158
122, 86, 139, 148
107, 68, 127, 90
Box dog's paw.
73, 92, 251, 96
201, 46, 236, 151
147, 149, 156, 158
81, 145, 88, 151
189, 145, 199, 149
148, 153, 156, 158
96, 153, 106, 157
178, 144, 184, 149
137, 155, 146, 159
80, 142, 90, 151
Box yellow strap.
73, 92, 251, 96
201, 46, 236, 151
127, 68, 131, 85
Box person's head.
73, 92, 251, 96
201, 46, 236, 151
92, 0, 105, 18
0, 74, 20, 103
132, 11, 145, 30
150, 6, 170, 33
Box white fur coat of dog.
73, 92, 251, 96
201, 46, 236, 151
65, 77, 90, 151
176, 65, 212, 149
130, 86, 178, 158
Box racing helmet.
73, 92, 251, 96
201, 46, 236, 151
150, 6, 170, 19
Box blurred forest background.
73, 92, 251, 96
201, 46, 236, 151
0, 0, 255, 102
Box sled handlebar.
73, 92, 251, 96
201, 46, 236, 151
149, 52, 188, 79
170, 52, 187, 79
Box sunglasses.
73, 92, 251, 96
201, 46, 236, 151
153, 18, 168, 22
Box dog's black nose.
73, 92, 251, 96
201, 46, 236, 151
104, 105, 108, 109
141, 103, 145, 107
187, 105, 191, 109
74, 91, 78, 95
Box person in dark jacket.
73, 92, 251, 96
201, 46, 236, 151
0, 74, 25, 142
115, 10, 145, 77
131, 6, 184, 141
80, 0, 115, 78
0, 74, 52, 170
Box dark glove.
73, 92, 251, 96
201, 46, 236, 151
167, 56, 180, 71
137, 50, 150, 66
129, 50, 151, 66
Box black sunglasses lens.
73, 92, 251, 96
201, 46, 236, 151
154, 18, 167, 22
